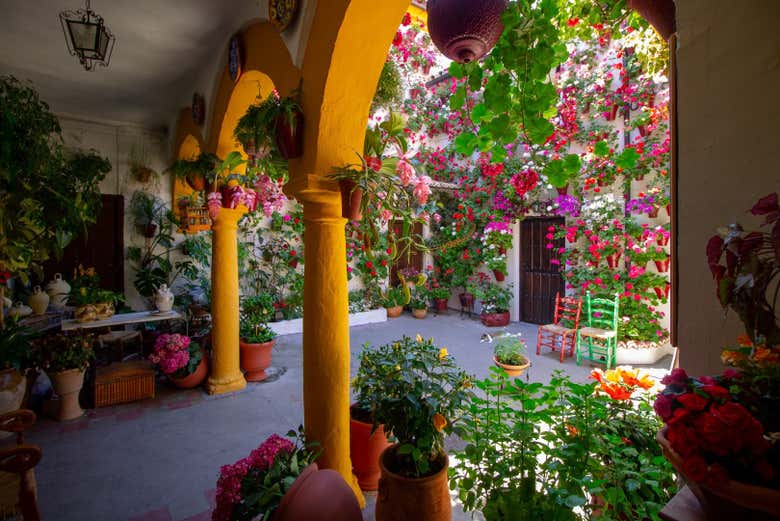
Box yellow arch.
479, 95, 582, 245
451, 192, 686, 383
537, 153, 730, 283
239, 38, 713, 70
214, 70, 276, 165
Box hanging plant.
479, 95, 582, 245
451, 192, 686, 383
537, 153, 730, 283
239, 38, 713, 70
167, 152, 220, 192
372, 60, 403, 110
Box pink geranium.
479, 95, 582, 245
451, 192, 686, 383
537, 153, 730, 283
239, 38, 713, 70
148, 334, 191, 376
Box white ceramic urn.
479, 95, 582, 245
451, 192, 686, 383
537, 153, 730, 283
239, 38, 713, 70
46, 273, 71, 310
7, 302, 32, 319
154, 284, 174, 312
28, 286, 49, 315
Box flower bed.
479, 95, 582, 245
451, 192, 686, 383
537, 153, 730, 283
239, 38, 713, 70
616, 340, 674, 365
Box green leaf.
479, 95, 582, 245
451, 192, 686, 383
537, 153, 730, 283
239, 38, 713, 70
615, 147, 640, 169
594, 141, 610, 157
454, 132, 478, 156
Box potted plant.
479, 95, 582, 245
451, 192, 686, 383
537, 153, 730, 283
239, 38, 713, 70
36, 332, 94, 421
410, 289, 428, 319
213, 427, 362, 521
129, 190, 166, 238
167, 152, 220, 192
469, 275, 513, 327
239, 294, 277, 382
128, 144, 157, 183
234, 96, 277, 161
0, 77, 109, 287
357, 335, 473, 521
381, 285, 407, 318
93, 289, 124, 320
0, 320, 36, 422
350, 345, 393, 491
67, 265, 103, 323
482, 221, 514, 281
272, 91, 304, 160
492, 334, 530, 377
148, 333, 207, 389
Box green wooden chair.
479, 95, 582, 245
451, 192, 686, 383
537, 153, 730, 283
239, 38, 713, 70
576, 292, 620, 369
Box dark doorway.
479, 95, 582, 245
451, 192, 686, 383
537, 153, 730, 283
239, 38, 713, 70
42, 194, 125, 292
519, 216, 564, 324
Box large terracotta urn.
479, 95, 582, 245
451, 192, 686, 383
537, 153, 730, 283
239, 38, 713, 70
50, 368, 85, 421
375, 445, 451, 521
239, 339, 275, 382
349, 405, 391, 491
272, 463, 363, 521
427, 0, 507, 63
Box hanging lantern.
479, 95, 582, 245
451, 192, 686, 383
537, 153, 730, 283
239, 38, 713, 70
59, 0, 115, 71
427, 0, 507, 64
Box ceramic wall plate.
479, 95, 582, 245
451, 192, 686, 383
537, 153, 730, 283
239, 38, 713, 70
269, 0, 299, 32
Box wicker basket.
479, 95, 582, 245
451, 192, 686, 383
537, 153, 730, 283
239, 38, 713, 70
94, 361, 155, 407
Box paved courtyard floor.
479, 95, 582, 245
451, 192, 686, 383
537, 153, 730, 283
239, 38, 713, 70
28, 312, 673, 521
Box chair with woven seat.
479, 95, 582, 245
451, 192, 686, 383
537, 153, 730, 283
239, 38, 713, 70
576, 292, 620, 369
536, 293, 582, 363
0, 410, 41, 521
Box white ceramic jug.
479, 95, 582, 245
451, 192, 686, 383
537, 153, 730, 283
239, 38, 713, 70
46, 273, 71, 310
155, 284, 174, 312
28, 285, 50, 315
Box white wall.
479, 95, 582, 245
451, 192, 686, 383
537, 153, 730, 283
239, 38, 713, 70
59, 115, 174, 311
676, 0, 780, 375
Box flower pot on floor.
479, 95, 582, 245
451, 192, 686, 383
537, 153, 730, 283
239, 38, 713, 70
494, 355, 530, 378
0, 369, 26, 437
385, 306, 403, 318
412, 308, 427, 319
376, 445, 451, 521
350, 405, 391, 491
273, 463, 363, 521
434, 298, 448, 313
169, 353, 209, 389
239, 339, 275, 382
657, 428, 780, 521
50, 368, 85, 421
481, 311, 510, 327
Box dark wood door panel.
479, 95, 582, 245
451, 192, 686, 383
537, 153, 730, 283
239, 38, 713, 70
519, 217, 564, 324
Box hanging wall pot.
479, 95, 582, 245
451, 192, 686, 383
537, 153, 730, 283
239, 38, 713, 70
427, 0, 507, 63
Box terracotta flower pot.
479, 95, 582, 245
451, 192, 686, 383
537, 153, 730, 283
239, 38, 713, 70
654, 257, 671, 273
492, 269, 506, 282
273, 463, 363, 521
653, 283, 671, 300
657, 428, 780, 520
376, 445, 451, 521
493, 355, 530, 377
385, 306, 403, 318
186, 172, 206, 192
288, 258, 299, 269
606, 104, 619, 121
480, 311, 510, 327
606, 252, 622, 269
434, 298, 449, 313
657, 234, 669, 247
637, 124, 649, 137
169, 353, 209, 389
412, 308, 427, 319
339, 180, 363, 221
556, 184, 569, 196
458, 292, 474, 309
665, 204, 672, 217
350, 406, 392, 491
275, 110, 304, 160
239, 339, 275, 382
50, 368, 85, 421
647, 207, 659, 218
75, 304, 97, 323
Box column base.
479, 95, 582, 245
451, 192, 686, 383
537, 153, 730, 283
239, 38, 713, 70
205, 372, 247, 395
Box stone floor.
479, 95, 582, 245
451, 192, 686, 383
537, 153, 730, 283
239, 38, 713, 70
27, 312, 674, 521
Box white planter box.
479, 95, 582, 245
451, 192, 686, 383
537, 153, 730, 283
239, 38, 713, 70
616, 343, 674, 365
268, 308, 388, 337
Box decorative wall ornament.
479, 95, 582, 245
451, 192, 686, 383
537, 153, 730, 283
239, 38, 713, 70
228, 34, 243, 83
269, 0, 300, 32
192, 93, 205, 126
59, 0, 116, 71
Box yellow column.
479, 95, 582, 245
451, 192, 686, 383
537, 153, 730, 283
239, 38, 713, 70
300, 188, 364, 507
206, 206, 248, 395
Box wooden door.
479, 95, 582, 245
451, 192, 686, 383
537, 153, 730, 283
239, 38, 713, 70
389, 220, 424, 286
42, 194, 125, 292
519, 217, 564, 324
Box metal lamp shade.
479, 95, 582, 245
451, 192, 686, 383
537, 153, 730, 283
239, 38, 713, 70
427, 0, 507, 63
60, 2, 115, 70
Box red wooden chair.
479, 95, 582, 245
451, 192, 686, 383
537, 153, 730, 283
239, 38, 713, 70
536, 293, 582, 363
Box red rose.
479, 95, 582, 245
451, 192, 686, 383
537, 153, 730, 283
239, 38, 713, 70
699, 413, 731, 455
666, 424, 698, 457
677, 392, 709, 411
662, 368, 689, 387
365, 261, 374, 269
667, 406, 693, 426
370, 270, 377, 277
700, 385, 730, 401
682, 455, 709, 483
711, 402, 750, 427
380, 260, 387, 267
653, 393, 674, 421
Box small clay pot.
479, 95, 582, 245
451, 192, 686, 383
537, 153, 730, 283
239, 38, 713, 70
494, 355, 530, 377
385, 306, 403, 318
169, 353, 208, 389
239, 339, 275, 382
412, 308, 427, 319
434, 298, 449, 313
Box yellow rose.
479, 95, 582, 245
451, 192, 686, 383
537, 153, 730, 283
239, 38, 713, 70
439, 348, 448, 360
433, 413, 447, 432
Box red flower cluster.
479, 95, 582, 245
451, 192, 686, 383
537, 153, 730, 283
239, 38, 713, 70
509, 169, 539, 198
655, 368, 774, 486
